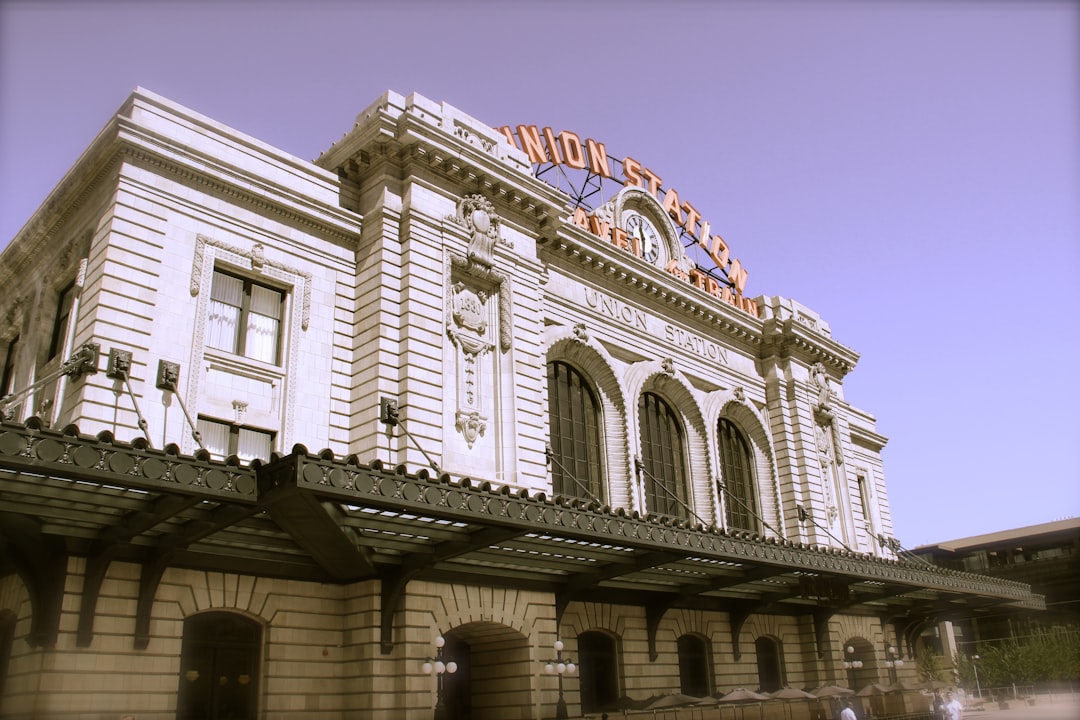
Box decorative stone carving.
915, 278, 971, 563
451, 194, 506, 268
572, 322, 588, 342
447, 282, 495, 448
811, 361, 846, 532
732, 386, 746, 403
661, 358, 675, 376
810, 362, 833, 413
250, 243, 266, 270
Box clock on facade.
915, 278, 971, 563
624, 211, 663, 265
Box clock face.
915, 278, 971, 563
625, 212, 662, 265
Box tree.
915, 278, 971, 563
955, 627, 1080, 691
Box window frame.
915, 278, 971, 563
1, 335, 18, 397
196, 416, 275, 463
638, 391, 689, 519
677, 633, 713, 697
48, 281, 76, 360
718, 417, 760, 533
547, 360, 605, 502
207, 268, 286, 366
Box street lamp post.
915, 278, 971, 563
971, 655, 982, 699
843, 645, 863, 690
421, 635, 458, 720
542, 640, 576, 719
884, 645, 905, 684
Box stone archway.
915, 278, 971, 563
842, 635, 880, 691
441, 621, 532, 720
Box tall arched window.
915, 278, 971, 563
177, 612, 261, 720
718, 418, 759, 532
678, 633, 713, 697
578, 631, 620, 714
547, 361, 604, 501
755, 635, 785, 692
639, 392, 688, 518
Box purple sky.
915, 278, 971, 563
2, 0, 1077, 548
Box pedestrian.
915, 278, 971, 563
840, 699, 857, 720
945, 691, 964, 720
932, 690, 946, 720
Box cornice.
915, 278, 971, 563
760, 315, 860, 376
0, 121, 124, 291
543, 221, 765, 349
113, 114, 362, 244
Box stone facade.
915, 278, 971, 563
0, 89, 1039, 719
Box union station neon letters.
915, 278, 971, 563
499, 124, 756, 316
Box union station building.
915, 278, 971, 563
0, 90, 1041, 719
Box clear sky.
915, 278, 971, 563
1, 0, 1077, 548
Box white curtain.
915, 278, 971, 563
245, 283, 281, 363
207, 272, 242, 353
197, 418, 230, 459
237, 427, 273, 462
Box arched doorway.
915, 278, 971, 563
176, 611, 261, 720
841, 636, 879, 691
439, 622, 531, 720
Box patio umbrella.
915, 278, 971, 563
718, 688, 770, 703
767, 687, 818, 720
889, 679, 927, 692
645, 693, 705, 708
770, 687, 817, 700
810, 685, 854, 697
856, 684, 893, 697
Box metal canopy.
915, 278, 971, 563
0, 418, 1042, 653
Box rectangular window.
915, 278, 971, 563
207, 269, 284, 364
197, 417, 274, 463
857, 475, 874, 527
48, 282, 76, 359
1, 336, 18, 397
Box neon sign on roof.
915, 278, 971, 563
497, 125, 755, 316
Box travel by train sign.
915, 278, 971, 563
497, 125, 756, 316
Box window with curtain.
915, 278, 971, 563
718, 418, 759, 533
197, 417, 274, 463
547, 361, 604, 501
638, 392, 687, 518
207, 269, 284, 364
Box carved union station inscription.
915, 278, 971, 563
583, 288, 728, 366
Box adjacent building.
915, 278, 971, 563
911, 518, 1079, 653
0, 89, 1042, 719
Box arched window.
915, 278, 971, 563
639, 392, 688, 518
678, 633, 712, 697
547, 361, 604, 501
718, 418, 759, 532
578, 631, 620, 714
177, 612, 261, 720
755, 635, 785, 692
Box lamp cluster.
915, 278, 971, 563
543, 640, 576, 676
542, 639, 576, 720
421, 635, 458, 676
843, 645, 864, 670
884, 646, 905, 669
